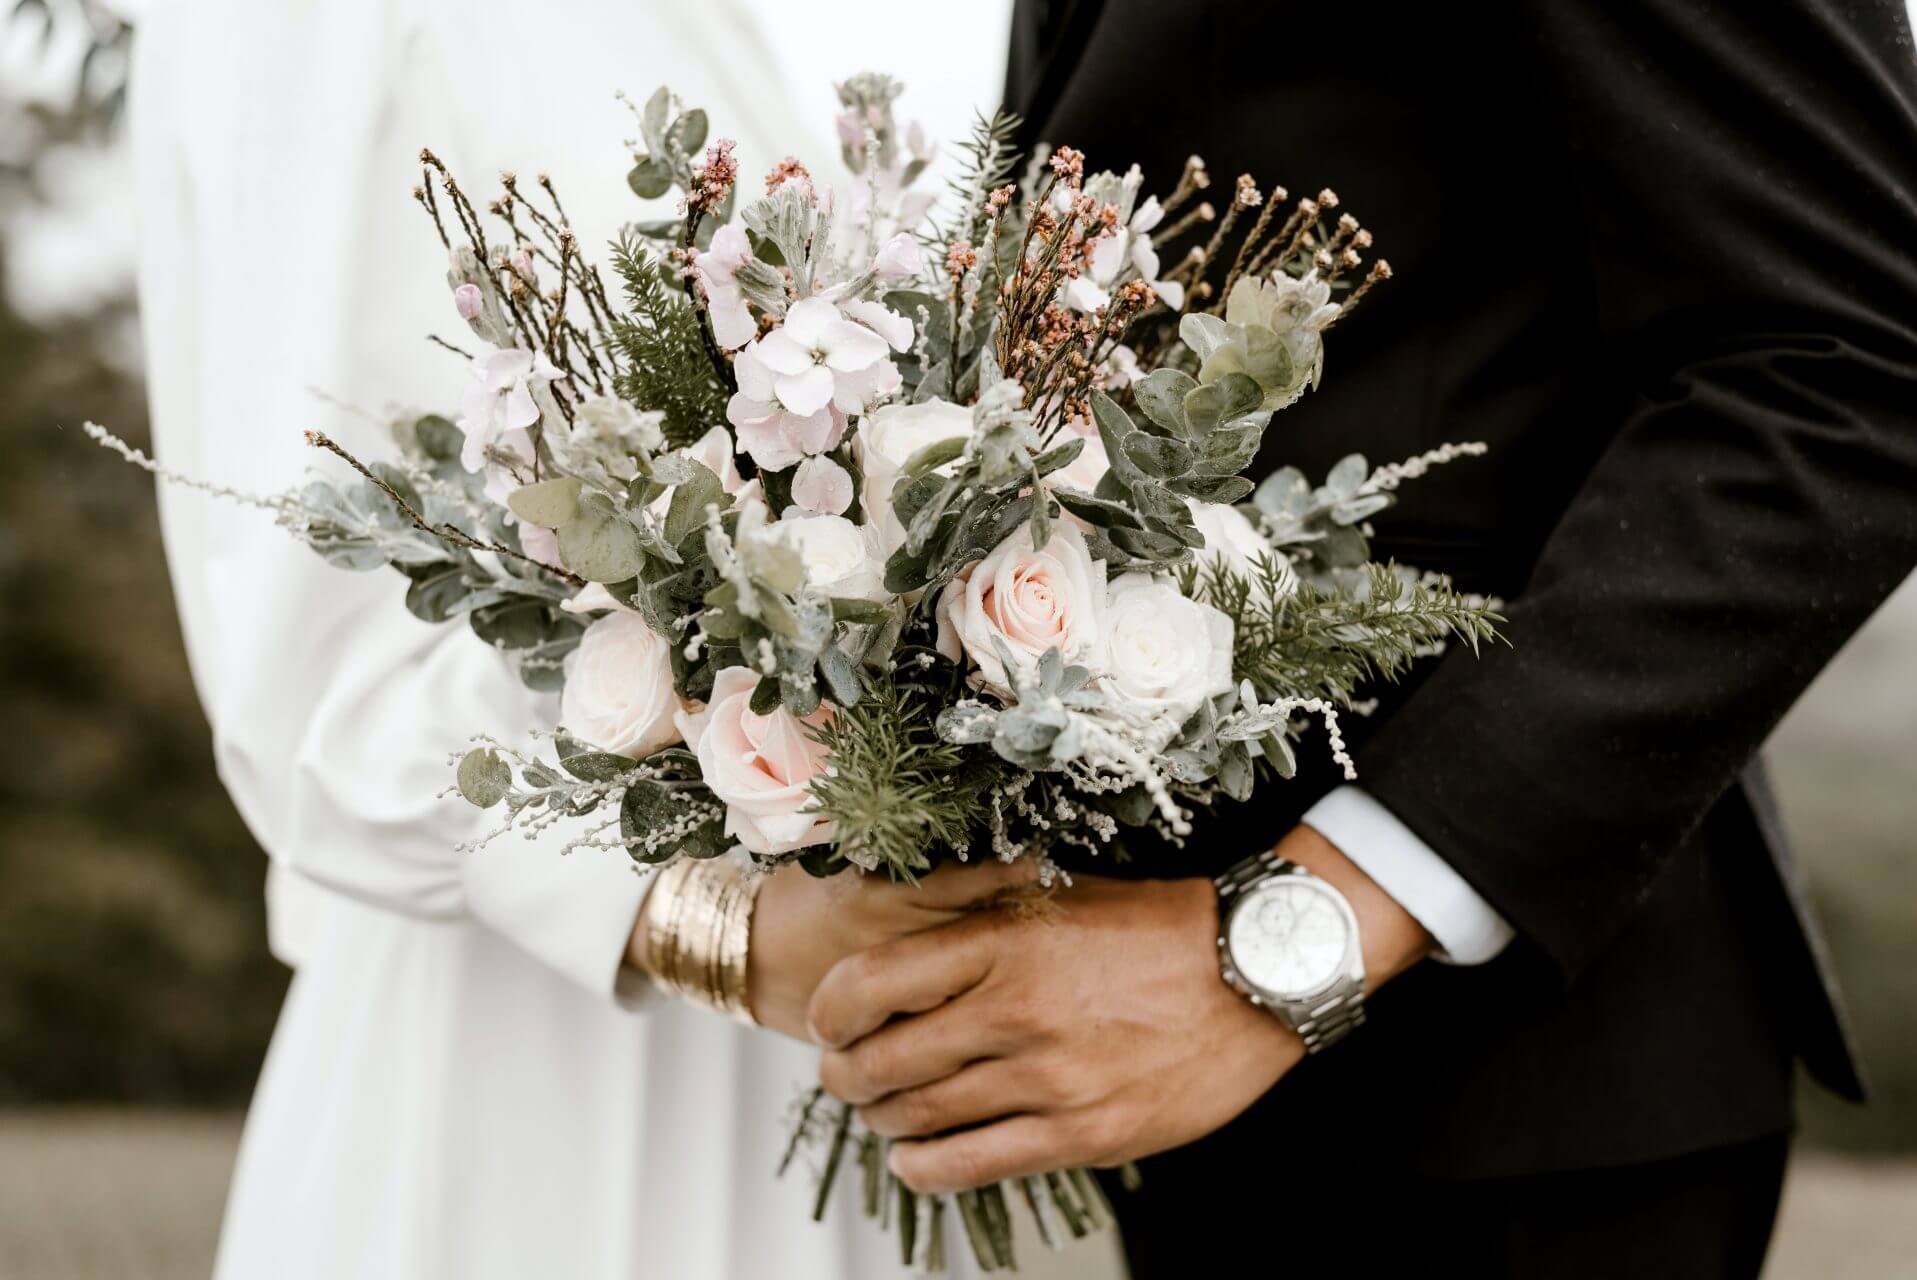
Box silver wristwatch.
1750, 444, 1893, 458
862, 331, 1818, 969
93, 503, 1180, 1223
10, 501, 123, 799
1214, 851, 1367, 1053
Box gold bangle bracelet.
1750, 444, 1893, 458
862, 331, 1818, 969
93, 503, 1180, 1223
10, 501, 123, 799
639, 858, 761, 1024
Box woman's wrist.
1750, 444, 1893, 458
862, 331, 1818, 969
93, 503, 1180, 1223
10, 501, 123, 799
628, 858, 763, 1023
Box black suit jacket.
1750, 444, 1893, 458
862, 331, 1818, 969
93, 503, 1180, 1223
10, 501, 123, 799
1008, 0, 1917, 1186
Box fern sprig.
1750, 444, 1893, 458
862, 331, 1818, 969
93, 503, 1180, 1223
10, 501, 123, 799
1187, 559, 1505, 708
804, 663, 1004, 880
607, 229, 733, 447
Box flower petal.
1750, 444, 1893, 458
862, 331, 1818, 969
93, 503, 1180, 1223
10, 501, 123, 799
818, 319, 890, 372
774, 363, 837, 416
753, 329, 816, 377
840, 299, 914, 352
791, 455, 854, 515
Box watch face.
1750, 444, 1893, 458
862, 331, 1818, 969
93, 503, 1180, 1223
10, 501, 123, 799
1228, 879, 1352, 999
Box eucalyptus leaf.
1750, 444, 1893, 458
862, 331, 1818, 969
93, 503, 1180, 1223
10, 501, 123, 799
1133, 368, 1198, 436
413, 414, 463, 462
1326, 453, 1370, 498
1179, 311, 1230, 361
628, 157, 674, 200
1031, 437, 1086, 478
456, 749, 512, 809
1182, 373, 1263, 434
402, 562, 471, 623
900, 435, 968, 482
556, 733, 637, 783
749, 677, 784, 715
1174, 474, 1256, 504
557, 494, 646, 582
1052, 487, 1144, 530
640, 86, 672, 154
1331, 493, 1393, 525
817, 644, 864, 706
664, 460, 726, 547
469, 598, 556, 649
830, 597, 893, 625
1121, 433, 1193, 479
668, 107, 708, 155
507, 476, 584, 529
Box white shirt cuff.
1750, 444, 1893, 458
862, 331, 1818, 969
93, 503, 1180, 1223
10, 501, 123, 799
1302, 786, 1515, 965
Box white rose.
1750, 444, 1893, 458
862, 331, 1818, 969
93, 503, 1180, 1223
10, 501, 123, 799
1097, 573, 1235, 732
1188, 499, 1297, 595
935, 521, 1106, 690
560, 611, 685, 759
1052, 425, 1112, 493
857, 398, 974, 553
674, 666, 834, 855
762, 511, 888, 601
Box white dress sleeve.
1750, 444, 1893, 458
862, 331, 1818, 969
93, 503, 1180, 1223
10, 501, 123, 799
128, 0, 653, 1002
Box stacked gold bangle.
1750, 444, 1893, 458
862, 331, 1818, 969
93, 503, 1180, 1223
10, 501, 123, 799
636, 858, 761, 1024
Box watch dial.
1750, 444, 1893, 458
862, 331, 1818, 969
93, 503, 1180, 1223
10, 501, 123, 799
1229, 880, 1350, 998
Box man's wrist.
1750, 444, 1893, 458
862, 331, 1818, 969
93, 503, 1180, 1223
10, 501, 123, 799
1271, 824, 1435, 993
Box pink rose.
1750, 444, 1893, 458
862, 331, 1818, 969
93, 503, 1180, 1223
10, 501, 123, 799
935, 521, 1107, 689
675, 666, 834, 855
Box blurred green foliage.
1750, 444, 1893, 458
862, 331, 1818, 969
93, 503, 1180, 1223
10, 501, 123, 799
0, 260, 287, 1103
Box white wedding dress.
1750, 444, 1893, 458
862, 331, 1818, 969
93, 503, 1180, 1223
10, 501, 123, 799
125, 2, 1076, 1277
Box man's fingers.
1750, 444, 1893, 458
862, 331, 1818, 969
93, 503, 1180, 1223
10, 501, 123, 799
807, 915, 998, 1049
857, 1056, 1069, 1140
907, 856, 1042, 912
818, 995, 1010, 1105
887, 1112, 1101, 1196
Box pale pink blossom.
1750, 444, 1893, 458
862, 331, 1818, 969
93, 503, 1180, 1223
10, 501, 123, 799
1064, 192, 1186, 314
458, 345, 560, 473
676, 666, 835, 855
727, 345, 845, 471
691, 223, 758, 349
453, 283, 483, 320
518, 520, 562, 567
906, 121, 934, 164
726, 296, 909, 469
871, 231, 920, 280
790, 454, 854, 516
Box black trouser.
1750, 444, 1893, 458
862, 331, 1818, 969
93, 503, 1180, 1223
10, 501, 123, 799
1105, 1133, 1790, 1279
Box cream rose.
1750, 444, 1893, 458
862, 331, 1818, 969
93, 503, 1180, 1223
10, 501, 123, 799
674, 666, 834, 855
857, 398, 974, 552
1188, 499, 1297, 596
1097, 573, 1236, 732
762, 511, 888, 601
1052, 424, 1112, 493
936, 521, 1106, 689
559, 611, 685, 759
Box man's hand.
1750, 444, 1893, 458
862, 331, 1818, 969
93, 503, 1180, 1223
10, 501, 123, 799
626, 857, 1038, 1042
807, 826, 1434, 1194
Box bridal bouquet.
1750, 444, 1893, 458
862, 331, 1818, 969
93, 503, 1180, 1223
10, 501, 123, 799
93, 75, 1498, 1271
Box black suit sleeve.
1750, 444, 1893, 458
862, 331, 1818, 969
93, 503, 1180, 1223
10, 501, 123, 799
1356, 0, 1917, 979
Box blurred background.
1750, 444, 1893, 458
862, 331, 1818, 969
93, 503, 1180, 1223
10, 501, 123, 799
1, 3, 1912, 1277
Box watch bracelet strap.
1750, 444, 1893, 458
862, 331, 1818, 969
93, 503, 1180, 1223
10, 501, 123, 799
1214, 851, 1366, 1054
1294, 987, 1366, 1052
1213, 848, 1287, 902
